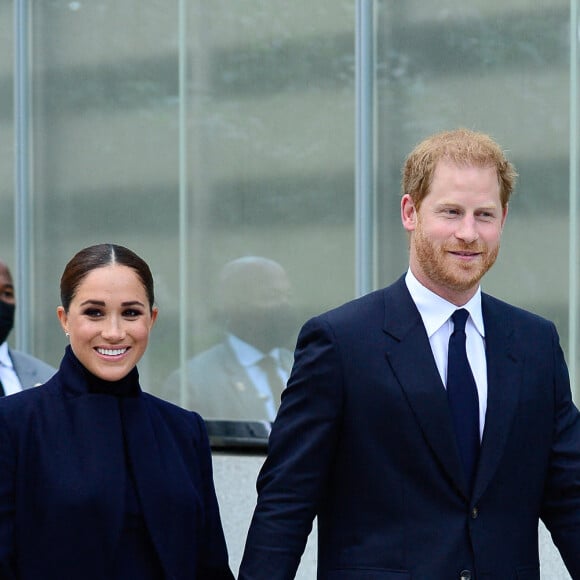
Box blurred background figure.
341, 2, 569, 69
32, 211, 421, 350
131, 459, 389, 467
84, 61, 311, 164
164, 256, 297, 422
0, 260, 56, 394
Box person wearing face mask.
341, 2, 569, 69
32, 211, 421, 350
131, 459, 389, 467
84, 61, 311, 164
163, 256, 297, 422
0, 244, 234, 580
0, 260, 56, 395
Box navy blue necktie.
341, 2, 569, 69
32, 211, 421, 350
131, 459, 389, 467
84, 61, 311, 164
447, 308, 480, 490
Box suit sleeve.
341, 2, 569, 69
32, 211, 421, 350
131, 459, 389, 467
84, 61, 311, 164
192, 412, 235, 580
0, 408, 17, 579
540, 322, 580, 576
239, 316, 344, 580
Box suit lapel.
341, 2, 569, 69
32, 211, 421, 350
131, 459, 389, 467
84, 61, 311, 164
221, 342, 288, 419
10, 350, 36, 389
382, 281, 522, 500
472, 295, 520, 499
222, 343, 271, 417
383, 279, 468, 497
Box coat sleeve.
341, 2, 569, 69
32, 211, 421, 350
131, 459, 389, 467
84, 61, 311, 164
540, 322, 580, 577
192, 412, 235, 580
239, 316, 344, 580
0, 408, 17, 579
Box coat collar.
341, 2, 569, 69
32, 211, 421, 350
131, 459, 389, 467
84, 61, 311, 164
383, 277, 520, 500
57, 345, 142, 397
46, 346, 200, 576
473, 294, 520, 499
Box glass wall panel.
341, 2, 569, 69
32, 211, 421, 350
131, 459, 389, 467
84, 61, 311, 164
26, 1, 355, 425
0, 0, 14, 270
26, 0, 181, 382
167, 0, 355, 423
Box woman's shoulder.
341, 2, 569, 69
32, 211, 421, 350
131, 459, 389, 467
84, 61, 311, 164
142, 391, 205, 429
0, 381, 55, 407
141, 393, 212, 449
0, 382, 58, 432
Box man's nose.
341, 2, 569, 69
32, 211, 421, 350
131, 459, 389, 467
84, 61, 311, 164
455, 215, 479, 244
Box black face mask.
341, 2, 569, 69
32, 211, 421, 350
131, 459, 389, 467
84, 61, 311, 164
0, 301, 15, 345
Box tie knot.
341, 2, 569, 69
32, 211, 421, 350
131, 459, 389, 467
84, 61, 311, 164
452, 308, 469, 333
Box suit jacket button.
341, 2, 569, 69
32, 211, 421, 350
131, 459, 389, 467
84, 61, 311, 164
471, 506, 479, 519
460, 570, 472, 580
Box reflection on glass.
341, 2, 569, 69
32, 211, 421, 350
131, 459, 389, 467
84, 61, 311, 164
22, 1, 356, 397
164, 256, 297, 421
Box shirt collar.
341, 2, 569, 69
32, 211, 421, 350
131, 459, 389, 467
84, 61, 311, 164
405, 269, 485, 338
227, 333, 281, 367
0, 341, 14, 369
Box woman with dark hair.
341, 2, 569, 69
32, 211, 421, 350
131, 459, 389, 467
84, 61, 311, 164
0, 244, 234, 579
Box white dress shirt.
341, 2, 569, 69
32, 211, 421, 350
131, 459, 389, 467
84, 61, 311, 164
0, 341, 23, 395
405, 270, 487, 439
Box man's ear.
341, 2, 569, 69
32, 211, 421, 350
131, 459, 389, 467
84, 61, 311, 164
500, 203, 509, 230
401, 194, 417, 232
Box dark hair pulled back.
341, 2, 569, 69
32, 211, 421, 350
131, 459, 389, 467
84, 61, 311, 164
60, 244, 155, 312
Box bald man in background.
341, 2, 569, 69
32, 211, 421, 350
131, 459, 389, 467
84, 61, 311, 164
163, 257, 297, 421
0, 260, 56, 395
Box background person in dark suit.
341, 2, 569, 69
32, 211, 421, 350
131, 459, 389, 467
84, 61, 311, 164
239, 129, 580, 579
164, 256, 296, 421
0, 244, 234, 579
0, 259, 56, 394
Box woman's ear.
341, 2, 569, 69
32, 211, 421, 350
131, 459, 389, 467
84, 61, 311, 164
149, 306, 159, 329
56, 306, 68, 335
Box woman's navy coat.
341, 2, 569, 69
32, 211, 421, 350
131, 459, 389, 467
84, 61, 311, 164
0, 347, 234, 579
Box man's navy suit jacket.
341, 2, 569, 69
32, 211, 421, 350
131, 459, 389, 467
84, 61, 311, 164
239, 276, 580, 579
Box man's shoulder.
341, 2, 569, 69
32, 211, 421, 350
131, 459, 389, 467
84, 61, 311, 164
10, 348, 55, 367
163, 340, 238, 395
189, 341, 231, 362
314, 277, 405, 324
9, 348, 57, 386
184, 342, 238, 378
482, 292, 555, 328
